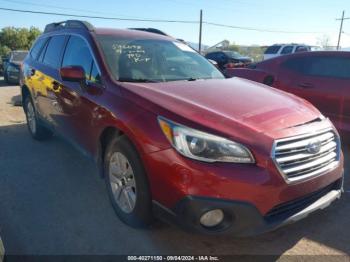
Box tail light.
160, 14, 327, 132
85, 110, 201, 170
225, 63, 235, 68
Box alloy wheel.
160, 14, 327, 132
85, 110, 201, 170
108, 152, 137, 213
26, 101, 36, 134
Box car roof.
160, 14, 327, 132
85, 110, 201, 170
93, 27, 174, 41
270, 44, 308, 46
258, 51, 350, 66
283, 51, 350, 58
42, 20, 176, 42
42, 26, 175, 42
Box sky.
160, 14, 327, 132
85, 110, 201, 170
0, 0, 350, 48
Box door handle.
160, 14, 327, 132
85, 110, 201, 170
298, 82, 314, 88
52, 81, 60, 91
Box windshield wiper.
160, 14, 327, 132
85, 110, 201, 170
118, 77, 160, 83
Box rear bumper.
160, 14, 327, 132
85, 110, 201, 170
154, 175, 343, 236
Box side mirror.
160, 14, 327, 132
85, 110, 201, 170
208, 59, 219, 69
60, 66, 85, 82
208, 59, 217, 65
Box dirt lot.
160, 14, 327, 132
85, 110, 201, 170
0, 78, 349, 258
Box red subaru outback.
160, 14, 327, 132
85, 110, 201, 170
20, 21, 344, 236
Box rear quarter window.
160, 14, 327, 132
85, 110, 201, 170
280, 46, 294, 54
295, 46, 308, 53
30, 38, 47, 60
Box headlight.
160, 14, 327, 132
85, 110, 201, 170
7, 65, 19, 73
158, 117, 254, 163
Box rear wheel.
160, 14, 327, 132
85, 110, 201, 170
24, 96, 53, 140
104, 135, 153, 227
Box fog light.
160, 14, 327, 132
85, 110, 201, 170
200, 209, 224, 227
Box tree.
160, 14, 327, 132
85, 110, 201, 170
317, 34, 332, 50
28, 27, 42, 48
0, 26, 42, 57
226, 43, 240, 52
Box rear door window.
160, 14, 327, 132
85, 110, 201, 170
283, 56, 350, 79
281, 46, 294, 54
282, 57, 309, 74
307, 56, 350, 79
264, 45, 281, 54
42, 35, 66, 68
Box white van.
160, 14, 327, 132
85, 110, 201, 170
263, 44, 311, 60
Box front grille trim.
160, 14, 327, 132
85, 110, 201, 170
265, 178, 342, 221
271, 127, 341, 184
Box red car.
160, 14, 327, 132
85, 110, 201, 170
21, 21, 344, 236
226, 51, 350, 138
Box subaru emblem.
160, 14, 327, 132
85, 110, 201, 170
307, 140, 322, 154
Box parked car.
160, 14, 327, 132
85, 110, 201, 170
4, 50, 28, 84
0, 57, 3, 76
0, 237, 4, 262
21, 20, 344, 236
263, 44, 310, 60
0, 57, 9, 77
205, 51, 252, 71
226, 51, 350, 138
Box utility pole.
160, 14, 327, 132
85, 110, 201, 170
336, 10, 350, 50
198, 9, 203, 54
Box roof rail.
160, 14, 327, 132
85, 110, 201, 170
129, 28, 169, 36
44, 20, 94, 33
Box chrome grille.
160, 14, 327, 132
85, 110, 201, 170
272, 129, 340, 183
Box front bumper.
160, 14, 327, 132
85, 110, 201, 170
153, 175, 343, 236
6, 71, 20, 83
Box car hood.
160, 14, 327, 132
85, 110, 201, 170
120, 78, 321, 136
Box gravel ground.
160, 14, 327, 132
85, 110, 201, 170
0, 78, 349, 258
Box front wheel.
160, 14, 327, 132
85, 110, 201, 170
104, 135, 153, 227
24, 96, 53, 140
4, 72, 9, 84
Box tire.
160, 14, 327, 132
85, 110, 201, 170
24, 96, 53, 140
4, 72, 8, 84
104, 135, 153, 227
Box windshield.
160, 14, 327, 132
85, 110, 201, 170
97, 36, 224, 82
223, 51, 243, 59
10, 51, 28, 62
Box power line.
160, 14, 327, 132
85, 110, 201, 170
0, 0, 155, 19
0, 7, 198, 24
0, 6, 326, 34
203, 21, 323, 34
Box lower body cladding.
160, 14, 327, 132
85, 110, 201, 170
153, 176, 343, 236
146, 146, 344, 236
